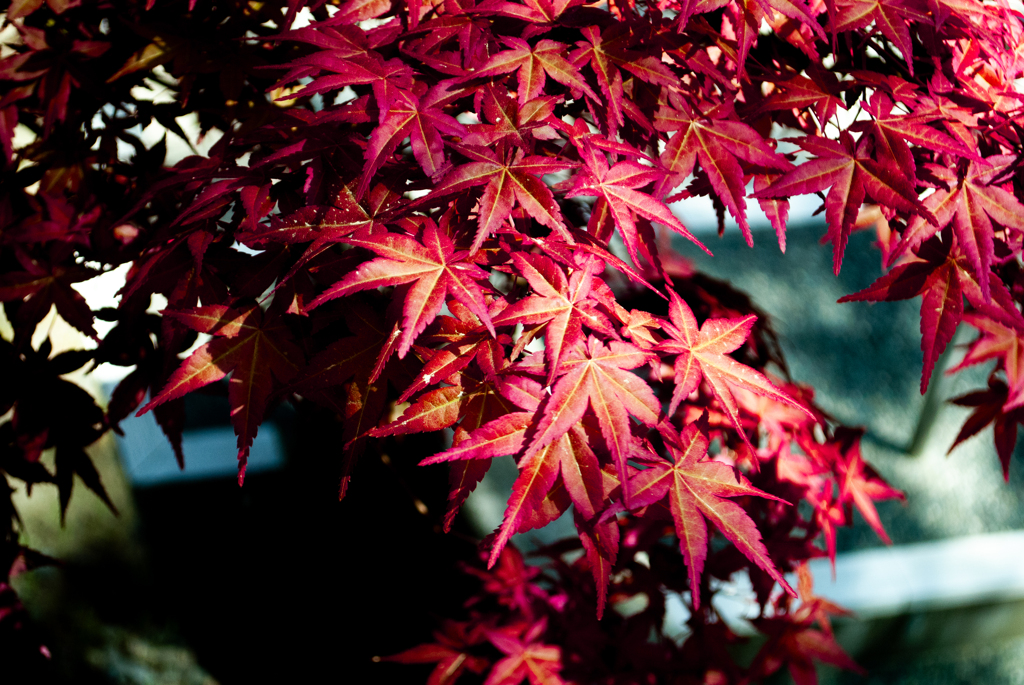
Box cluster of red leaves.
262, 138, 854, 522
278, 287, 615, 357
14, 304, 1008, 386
1, 0, 1023, 680
386, 546, 861, 685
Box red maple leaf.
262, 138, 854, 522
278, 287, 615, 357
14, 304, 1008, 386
655, 96, 792, 246
290, 296, 414, 498
137, 299, 303, 483
834, 0, 930, 74
625, 414, 795, 609
854, 92, 976, 184
839, 233, 1024, 392
755, 70, 845, 127
806, 428, 904, 545
370, 342, 522, 444
948, 380, 1024, 481
570, 24, 678, 134
308, 223, 496, 358
421, 366, 610, 582
359, 81, 468, 196
387, 308, 525, 526
891, 156, 1024, 298
238, 182, 393, 252
490, 253, 616, 385
726, 0, 827, 76
0, 252, 98, 342
565, 155, 710, 270
951, 312, 1024, 410
752, 131, 935, 274
381, 619, 490, 685
516, 336, 660, 509
427, 144, 575, 253
657, 290, 811, 460
836, 431, 904, 544
472, 36, 599, 106
751, 563, 862, 685
484, 619, 566, 685
489, 426, 604, 578
463, 86, 561, 150
400, 301, 511, 404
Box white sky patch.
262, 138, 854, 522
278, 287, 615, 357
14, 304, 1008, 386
70, 268, 179, 386
130, 78, 177, 106
0, 21, 19, 59
12, 123, 36, 150
334, 85, 358, 106
290, 6, 315, 29
358, 16, 394, 30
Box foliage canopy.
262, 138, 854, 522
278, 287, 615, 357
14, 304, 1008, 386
1, 0, 1023, 681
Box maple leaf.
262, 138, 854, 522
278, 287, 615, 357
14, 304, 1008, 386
618, 306, 662, 349
0, 254, 98, 343
654, 97, 792, 246
371, 343, 522, 442
515, 336, 660, 509
752, 131, 935, 274
891, 156, 1024, 299
831, 428, 904, 544
625, 414, 795, 609
308, 224, 495, 358
950, 313, 1024, 410
570, 25, 678, 134
751, 563, 863, 685
488, 427, 603, 572
137, 301, 302, 484
484, 620, 566, 685
359, 81, 468, 197
754, 172, 791, 252
463, 86, 561, 150
778, 441, 847, 563
238, 182, 391, 251
370, 385, 465, 438
834, 0, 930, 74
400, 301, 515, 404
462, 545, 556, 613
388, 329, 526, 524
420, 369, 607, 576
726, 0, 827, 76
908, 87, 983, 158
291, 296, 412, 498
472, 37, 599, 106
7, 194, 99, 246
574, 507, 620, 617
948, 380, 1024, 481
293, 295, 400, 393
2, 341, 115, 523
474, 0, 583, 24
565, 157, 711, 270
656, 291, 811, 459
755, 71, 845, 126
854, 92, 976, 184
381, 620, 490, 685
274, 47, 410, 103
490, 253, 615, 386
239, 183, 400, 290
427, 145, 575, 253
839, 233, 1024, 392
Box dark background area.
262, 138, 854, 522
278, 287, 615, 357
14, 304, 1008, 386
13, 393, 483, 683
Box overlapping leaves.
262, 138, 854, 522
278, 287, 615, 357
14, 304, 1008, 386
3, 0, 1022, 679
